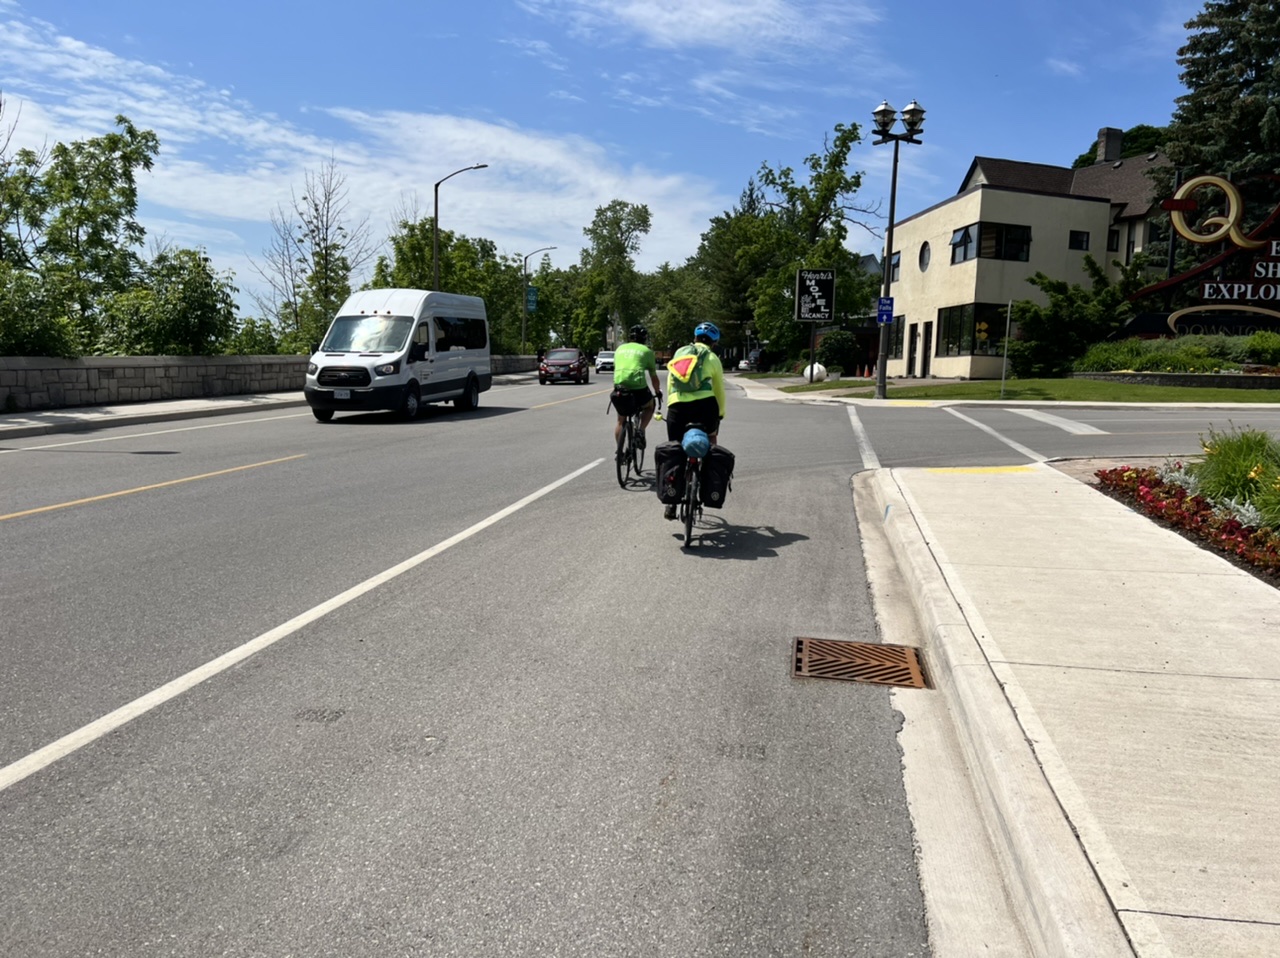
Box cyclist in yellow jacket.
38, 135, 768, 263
662, 321, 726, 518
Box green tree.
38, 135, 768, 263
1006, 255, 1151, 377
254, 158, 372, 354
0, 114, 159, 350
0, 261, 77, 356
577, 200, 652, 348
698, 123, 880, 360
1071, 124, 1168, 169
642, 262, 713, 354
98, 246, 239, 355
1165, 0, 1280, 180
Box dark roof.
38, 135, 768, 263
961, 157, 1076, 195
959, 153, 1170, 219
1070, 153, 1169, 218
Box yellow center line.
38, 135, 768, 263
0, 454, 306, 521
531, 388, 612, 410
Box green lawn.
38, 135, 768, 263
777, 377, 1280, 403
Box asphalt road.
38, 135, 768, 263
0, 379, 932, 957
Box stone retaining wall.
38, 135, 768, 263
0, 355, 540, 411
1072, 371, 1280, 390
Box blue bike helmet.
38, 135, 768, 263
682, 428, 711, 459
693, 322, 720, 343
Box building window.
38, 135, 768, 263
937, 303, 1005, 357
1069, 230, 1090, 251
889, 316, 905, 359
950, 226, 976, 264
978, 223, 1032, 261
951, 223, 1032, 263
1107, 229, 1120, 252
919, 242, 931, 272
890, 251, 901, 283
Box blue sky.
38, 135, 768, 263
0, 0, 1202, 314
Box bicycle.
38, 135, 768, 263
615, 394, 658, 488
657, 413, 711, 548
679, 442, 703, 547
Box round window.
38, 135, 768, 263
919, 241, 931, 272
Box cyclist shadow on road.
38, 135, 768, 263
672, 515, 809, 559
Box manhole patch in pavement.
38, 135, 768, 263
295, 707, 346, 724
792, 637, 928, 689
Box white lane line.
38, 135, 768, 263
0, 458, 604, 794
945, 407, 1048, 462
1008, 408, 1109, 435
846, 406, 881, 470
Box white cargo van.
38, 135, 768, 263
304, 289, 491, 422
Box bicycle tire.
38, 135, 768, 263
632, 415, 646, 475
682, 464, 699, 546
615, 421, 629, 488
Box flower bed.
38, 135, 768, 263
1095, 463, 1280, 584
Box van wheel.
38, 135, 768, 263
400, 384, 421, 420
455, 377, 480, 411
312, 408, 334, 422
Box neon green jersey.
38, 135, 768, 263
612, 341, 657, 390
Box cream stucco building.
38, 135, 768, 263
880, 128, 1167, 379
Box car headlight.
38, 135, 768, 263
307, 363, 317, 375
374, 361, 400, 376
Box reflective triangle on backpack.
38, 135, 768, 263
668, 345, 706, 392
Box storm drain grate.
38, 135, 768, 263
792, 637, 928, 689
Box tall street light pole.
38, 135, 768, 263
432, 163, 489, 292
522, 246, 556, 355
871, 100, 925, 400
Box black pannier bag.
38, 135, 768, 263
654, 441, 686, 504
699, 445, 735, 508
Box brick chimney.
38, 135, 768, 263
1096, 127, 1124, 164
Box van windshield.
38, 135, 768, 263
321, 315, 414, 353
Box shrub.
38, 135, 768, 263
1245, 330, 1280, 365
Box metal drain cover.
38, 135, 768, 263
792, 637, 928, 688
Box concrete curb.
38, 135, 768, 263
866, 468, 1134, 958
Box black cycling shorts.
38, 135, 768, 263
665, 396, 720, 442
610, 386, 654, 417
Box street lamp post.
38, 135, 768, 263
432, 163, 489, 291
871, 100, 925, 400
521, 246, 556, 354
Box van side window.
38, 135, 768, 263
462, 317, 488, 350
435, 316, 455, 352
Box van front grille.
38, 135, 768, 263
317, 367, 372, 388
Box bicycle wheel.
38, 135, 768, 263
615, 422, 629, 488
632, 415, 646, 475
682, 464, 699, 546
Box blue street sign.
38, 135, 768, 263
877, 296, 894, 325
526, 286, 538, 312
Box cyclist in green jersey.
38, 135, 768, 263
610, 325, 662, 448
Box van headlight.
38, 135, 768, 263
307, 363, 317, 375
374, 361, 400, 376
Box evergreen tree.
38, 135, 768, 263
1165, 0, 1280, 179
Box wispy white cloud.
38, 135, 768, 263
500, 37, 569, 71
0, 8, 727, 307
1046, 58, 1083, 77
519, 0, 878, 59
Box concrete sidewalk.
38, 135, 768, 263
0, 372, 542, 440
870, 463, 1280, 958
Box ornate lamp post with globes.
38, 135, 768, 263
871, 100, 925, 399
432, 163, 488, 291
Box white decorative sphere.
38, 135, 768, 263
803, 363, 827, 382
